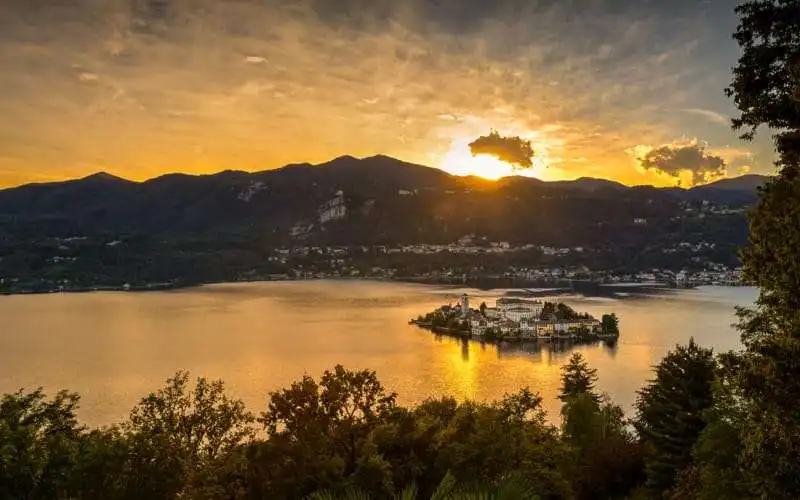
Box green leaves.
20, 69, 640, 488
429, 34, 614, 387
558, 353, 598, 403
127, 371, 255, 465
123, 371, 256, 498
304, 471, 542, 500
0, 389, 83, 500
634, 339, 715, 495
601, 314, 619, 336
727, 2, 800, 496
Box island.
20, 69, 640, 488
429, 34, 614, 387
411, 294, 620, 342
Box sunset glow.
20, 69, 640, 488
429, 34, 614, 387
438, 136, 554, 180
438, 138, 539, 180
0, 1, 775, 187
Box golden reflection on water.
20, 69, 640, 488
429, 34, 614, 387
0, 281, 753, 427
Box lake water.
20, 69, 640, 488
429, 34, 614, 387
0, 281, 756, 426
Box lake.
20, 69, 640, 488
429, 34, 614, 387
0, 281, 756, 426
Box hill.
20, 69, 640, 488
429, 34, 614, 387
0, 155, 763, 291
0, 155, 763, 237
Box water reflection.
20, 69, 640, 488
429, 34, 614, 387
0, 281, 755, 427
495, 338, 618, 361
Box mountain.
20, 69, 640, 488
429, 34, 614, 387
694, 174, 767, 191
549, 177, 628, 192
0, 154, 760, 245
0, 155, 761, 290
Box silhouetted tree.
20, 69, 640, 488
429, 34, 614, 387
0, 389, 83, 500
634, 339, 715, 496
727, 1, 800, 496
559, 353, 599, 403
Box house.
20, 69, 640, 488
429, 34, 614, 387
497, 298, 543, 322
471, 317, 489, 336
498, 319, 518, 336
535, 322, 555, 337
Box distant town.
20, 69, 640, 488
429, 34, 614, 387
0, 236, 744, 294
256, 240, 744, 288
411, 293, 620, 342
0, 162, 757, 294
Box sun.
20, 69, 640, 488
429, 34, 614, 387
437, 137, 531, 180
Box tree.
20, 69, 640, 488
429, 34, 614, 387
601, 314, 619, 336
124, 371, 255, 498
667, 353, 755, 500
558, 354, 643, 500
727, 1, 800, 496
69, 427, 131, 500
541, 302, 556, 320
0, 389, 83, 500
560, 393, 644, 500
726, 0, 800, 165
305, 471, 541, 499
555, 303, 578, 321
633, 339, 715, 496
255, 365, 398, 498
483, 327, 500, 341
558, 353, 598, 403
415, 392, 571, 498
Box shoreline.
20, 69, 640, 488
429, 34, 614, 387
0, 275, 743, 297
410, 320, 620, 345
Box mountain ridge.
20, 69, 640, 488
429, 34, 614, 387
0, 154, 759, 290
0, 155, 768, 192
0, 154, 761, 251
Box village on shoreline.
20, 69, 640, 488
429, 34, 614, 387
411, 293, 620, 343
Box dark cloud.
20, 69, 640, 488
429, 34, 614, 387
469, 130, 535, 169
305, 0, 559, 36
130, 0, 174, 35
636, 142, 727, 186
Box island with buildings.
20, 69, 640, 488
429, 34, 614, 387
411, 294, 620, 343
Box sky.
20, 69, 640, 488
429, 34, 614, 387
0, 0, 778, 187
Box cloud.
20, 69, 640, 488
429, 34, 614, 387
681, 108, 729, 126
630, 140, 727, 186
468, 130, 535, 169
78, 72, 100, 83
0, 0, 776, 185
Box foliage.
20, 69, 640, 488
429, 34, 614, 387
727, 1, 800, 497
246, 367, 571, 499
561, 393, 644, 500
633, 339, 715, 496
483, 327, 500, 341
0, 389, 83, 500
534, 302, 594, 323
601, 314, 619, 336
123, 371, 255, 498
4, 342, 778, 500
667, 352, 754, 500
425, 310, 469, 332
558, 353, 598, 403
305, 471, 541, 500
726, 0, 800, 163
558, 354, 644, 499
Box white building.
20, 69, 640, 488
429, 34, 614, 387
471, 317, 488, 336
319, 191, 347, 223
496, 298, 543, 322
554, 319, 601, 334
